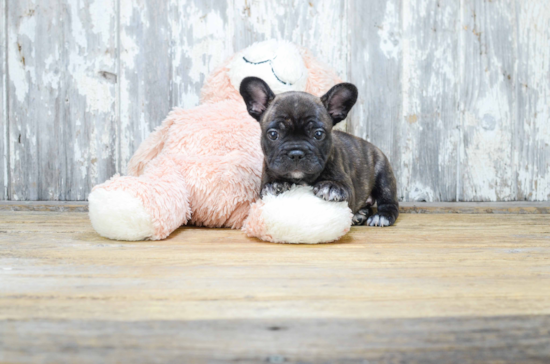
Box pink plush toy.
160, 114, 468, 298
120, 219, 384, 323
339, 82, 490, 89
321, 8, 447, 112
89, 40, 349, 242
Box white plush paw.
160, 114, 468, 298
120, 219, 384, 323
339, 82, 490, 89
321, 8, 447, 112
88, 189, 154, 241
367, 214, 391, 227
255, 185, 353, 244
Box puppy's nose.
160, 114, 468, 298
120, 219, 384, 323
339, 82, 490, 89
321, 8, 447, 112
287, 150, 305, 161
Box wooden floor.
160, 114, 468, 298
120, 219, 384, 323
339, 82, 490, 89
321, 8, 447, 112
1, 211, 550, 363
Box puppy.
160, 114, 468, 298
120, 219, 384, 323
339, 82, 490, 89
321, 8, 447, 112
239, 77, 399, 226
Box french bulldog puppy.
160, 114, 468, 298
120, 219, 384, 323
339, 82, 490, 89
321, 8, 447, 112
239, 77, 399, 227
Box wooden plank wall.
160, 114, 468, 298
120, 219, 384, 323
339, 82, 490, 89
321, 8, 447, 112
1, 0, 549, 202
1, 0, 6, 199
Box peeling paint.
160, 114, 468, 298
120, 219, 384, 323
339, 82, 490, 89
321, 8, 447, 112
9, 37, 31, 103
378, 1, 401, 60
89, 0, 112, 39
2, 0, 549, 201
75, 75, 114, 113
1, 0, 7, 199
170, 0, 233, 110
6, 0, 118, 201
408, 181, 435, 202
459, 0, 516, 202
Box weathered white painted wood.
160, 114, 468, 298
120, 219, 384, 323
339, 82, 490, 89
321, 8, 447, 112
1, 0, 549, 202
8, 0, 65, 200
7, 0, 117, 200
119, 0, 236, 173
459, 0, 516, 201
1, 0, 7, 200
348, 0, 403, 197
119, 0, 173, 173
515, 2, 550, 201
399, 0, 461, 202
169, 0, 234, 111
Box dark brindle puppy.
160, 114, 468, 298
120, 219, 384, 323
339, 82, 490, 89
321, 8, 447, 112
239, 76, 399, 227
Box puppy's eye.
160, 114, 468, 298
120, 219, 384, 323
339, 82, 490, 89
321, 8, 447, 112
267, 130, 279, 141
313, 130, 325, 140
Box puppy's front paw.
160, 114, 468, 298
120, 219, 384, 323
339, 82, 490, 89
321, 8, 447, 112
352, 208, 373, 226
313, 181, 349, 202
261, 181, 293, 197
367, 213, 394, 227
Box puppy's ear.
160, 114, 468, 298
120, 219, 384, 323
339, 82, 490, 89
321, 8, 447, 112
320, 83, 358, 124
239, 77, 275, 121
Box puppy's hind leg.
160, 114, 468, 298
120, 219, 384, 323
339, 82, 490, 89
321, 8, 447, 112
367, 171, 399, 227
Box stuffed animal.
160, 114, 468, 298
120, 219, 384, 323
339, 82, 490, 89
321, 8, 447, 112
89, 40, 350, 243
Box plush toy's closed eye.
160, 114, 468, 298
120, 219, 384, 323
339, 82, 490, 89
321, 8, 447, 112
242, 185, 353, 244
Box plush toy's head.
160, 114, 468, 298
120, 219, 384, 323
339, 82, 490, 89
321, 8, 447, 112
200, 40, 342, 104
227, 40, 308, 95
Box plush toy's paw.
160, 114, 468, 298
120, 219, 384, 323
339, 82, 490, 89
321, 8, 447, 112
88, 189, 155, 241
243, 185, 353, 244
352, 208, 373, 226
261, 181, 293, 197
366, 213, 393, 227
313, 181, 349, 202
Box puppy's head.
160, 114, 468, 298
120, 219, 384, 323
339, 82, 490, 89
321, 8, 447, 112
240, 76, 357, 183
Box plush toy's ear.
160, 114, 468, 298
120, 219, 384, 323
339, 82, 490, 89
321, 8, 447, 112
320, 83, 358, 124
239, 77, 275, 121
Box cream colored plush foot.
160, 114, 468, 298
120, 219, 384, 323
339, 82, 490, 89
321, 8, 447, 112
244, 185, 353, 244
88, 189, 155, 241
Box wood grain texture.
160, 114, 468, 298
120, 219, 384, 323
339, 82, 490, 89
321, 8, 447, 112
119, 0, 172, 173
348, 0, 403, 192
459, 0, 516, 201
2, 200, 549, 214
1, 212, 550, 362
169, 0, 234, 110
399, 201, 550, 214
2, 316, 550, 364
1, 0, 549, 202
2, 212, 550, 320
7, 0, 118, 201
515, 2, 550, 201
1, 0, 6, 200
0, 200, 88, 211
400, 0, 460, 202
